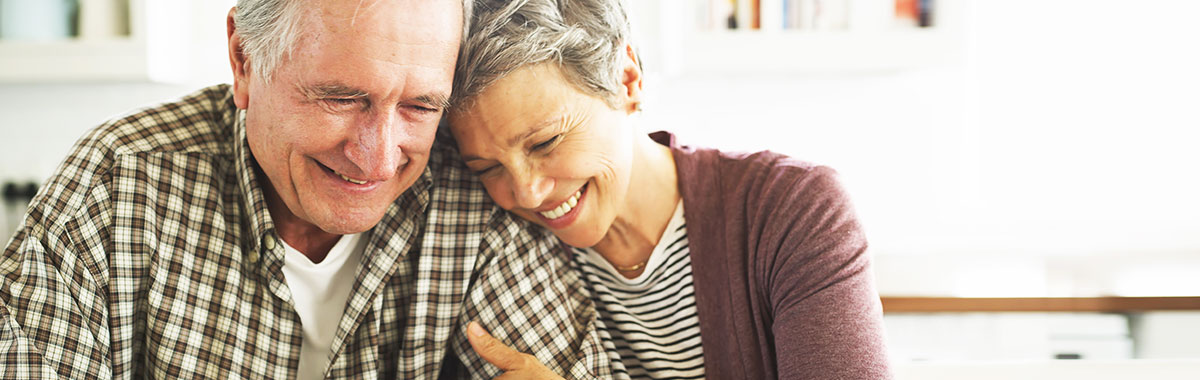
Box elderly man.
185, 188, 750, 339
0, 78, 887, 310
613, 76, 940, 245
0, 1, 609, 379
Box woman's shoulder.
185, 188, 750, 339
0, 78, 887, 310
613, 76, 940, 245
665, 137, 843, 204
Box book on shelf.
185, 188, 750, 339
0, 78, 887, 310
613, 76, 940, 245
736, 0, 753, 29
760, 0, 783, 30
699, 0, 935, 31
708, 0, 736, 29
918, 0, 934, 27
896, 0, 935, 28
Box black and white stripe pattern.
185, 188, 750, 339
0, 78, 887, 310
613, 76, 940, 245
574, 203, 705, 379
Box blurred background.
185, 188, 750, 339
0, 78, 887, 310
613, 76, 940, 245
1, 0, 1197, 377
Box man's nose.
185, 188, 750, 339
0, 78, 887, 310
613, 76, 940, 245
344, 112, 408, 180
510, 166, 554, 210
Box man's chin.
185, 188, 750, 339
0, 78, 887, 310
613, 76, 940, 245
313, 208, 390, 235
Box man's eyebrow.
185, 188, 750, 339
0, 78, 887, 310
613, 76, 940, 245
298, 83, 369, 99
413, 93, 451, 109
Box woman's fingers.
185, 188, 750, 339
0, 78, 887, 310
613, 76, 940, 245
467, 321, 533, 371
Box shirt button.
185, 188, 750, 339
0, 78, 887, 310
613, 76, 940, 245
246, 249, 259, 264
264, 235, 277, 251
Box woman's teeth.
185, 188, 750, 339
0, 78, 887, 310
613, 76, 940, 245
540, 189, 582, 219
337, 172, 368, 185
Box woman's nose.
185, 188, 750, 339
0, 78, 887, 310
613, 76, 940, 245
511, 168, 554, 210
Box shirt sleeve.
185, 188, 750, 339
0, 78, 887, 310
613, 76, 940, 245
760, 165, 892, 380
1, 153, 116, 379
447, 210, 612, 380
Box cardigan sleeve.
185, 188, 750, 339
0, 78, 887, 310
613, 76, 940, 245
755, 164, 892, 380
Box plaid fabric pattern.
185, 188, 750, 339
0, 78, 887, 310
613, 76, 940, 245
0, 85, 611, 379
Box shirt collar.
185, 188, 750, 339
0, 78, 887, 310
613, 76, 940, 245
231, 108, 278, 257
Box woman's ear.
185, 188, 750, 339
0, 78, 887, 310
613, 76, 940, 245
619, 43, 644, 114
227, 7, 252, 110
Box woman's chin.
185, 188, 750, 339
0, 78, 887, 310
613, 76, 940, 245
513, 210, 604, 248
549, 229, 605, 249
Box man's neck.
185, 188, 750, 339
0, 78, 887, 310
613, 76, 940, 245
262, 185, 342, 264
276, 220, 341, 264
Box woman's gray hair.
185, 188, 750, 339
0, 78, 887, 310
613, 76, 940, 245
234, 0, 474, 83
451, 0, 632, 111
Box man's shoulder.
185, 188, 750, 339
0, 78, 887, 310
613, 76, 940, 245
80, 84, 238, 158
27, 85, 241, 227
425, 132, 479, 186
421, 132, 553, 242
422, 132, 499, 212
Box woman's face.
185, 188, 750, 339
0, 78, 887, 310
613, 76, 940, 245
448, 63, 639, 248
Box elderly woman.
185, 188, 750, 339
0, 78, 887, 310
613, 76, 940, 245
449, 0, 891, 379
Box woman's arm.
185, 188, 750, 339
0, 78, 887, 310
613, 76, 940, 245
760, 166, 892, 380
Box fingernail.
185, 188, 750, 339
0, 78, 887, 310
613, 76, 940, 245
469, 321, 486, 337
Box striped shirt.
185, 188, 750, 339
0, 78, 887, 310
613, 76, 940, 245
0, 84, 612, 379
574, 203, 705, 379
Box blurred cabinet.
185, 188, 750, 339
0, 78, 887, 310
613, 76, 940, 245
882, 297, 1200, 362
885, 313, 1134, 362
0, 0, 233, 83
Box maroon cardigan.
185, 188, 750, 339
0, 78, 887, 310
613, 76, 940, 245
653, 132, 891, 379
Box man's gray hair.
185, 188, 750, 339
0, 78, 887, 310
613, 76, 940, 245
234, 0, 474, 83
450, 0, 632, 111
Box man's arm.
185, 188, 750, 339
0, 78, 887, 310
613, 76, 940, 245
1, 147, 116, 379
447, 212, 612, 380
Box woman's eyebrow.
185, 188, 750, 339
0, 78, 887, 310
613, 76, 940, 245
508, 116, 563, 146
460, 115, 565, 162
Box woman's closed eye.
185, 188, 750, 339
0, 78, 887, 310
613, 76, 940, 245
532, 134, 561, 151
469, 163, 500, 175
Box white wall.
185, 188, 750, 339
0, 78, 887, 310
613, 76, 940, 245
0, 82, 197, 181
633, 0, 1200, 296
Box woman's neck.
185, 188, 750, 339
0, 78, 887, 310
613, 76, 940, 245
593, 133, 680, 278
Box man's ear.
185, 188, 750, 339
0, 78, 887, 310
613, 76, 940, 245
618, 43, 643, 114
227, 7, 251, 110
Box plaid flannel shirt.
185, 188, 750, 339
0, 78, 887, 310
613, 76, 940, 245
0, 85, 612, 379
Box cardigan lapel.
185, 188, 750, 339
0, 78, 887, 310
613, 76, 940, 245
653, 131, 762, 379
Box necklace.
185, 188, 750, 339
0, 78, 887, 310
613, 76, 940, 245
614, 260, 648, 272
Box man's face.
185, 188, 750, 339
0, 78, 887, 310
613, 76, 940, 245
232, 0, 461, 235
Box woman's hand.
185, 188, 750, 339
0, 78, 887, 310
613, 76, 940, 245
467, 321, 566, 380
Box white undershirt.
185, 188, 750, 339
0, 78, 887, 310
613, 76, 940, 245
280, 232, 367, 380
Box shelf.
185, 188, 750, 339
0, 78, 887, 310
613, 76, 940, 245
671, 29, 962, 75
881, 296, 1200, 313
0, 0, 233, 84
629, 0, 967, 76
0, 39, 149, 82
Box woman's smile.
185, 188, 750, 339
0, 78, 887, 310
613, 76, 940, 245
533, 183, 588, 229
